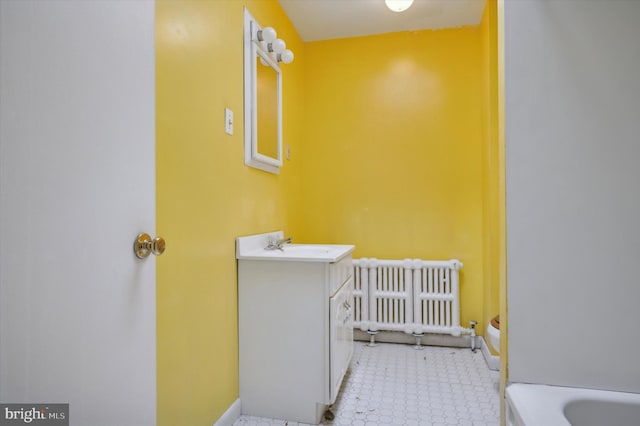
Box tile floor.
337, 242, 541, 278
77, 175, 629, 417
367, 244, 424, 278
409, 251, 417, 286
233, 341, 501, 426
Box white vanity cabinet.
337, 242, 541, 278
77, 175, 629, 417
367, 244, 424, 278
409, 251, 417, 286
329, 271, 354, 402
236, 233, 354, 425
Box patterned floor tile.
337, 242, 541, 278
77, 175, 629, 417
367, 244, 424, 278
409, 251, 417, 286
234, 342, 500, 426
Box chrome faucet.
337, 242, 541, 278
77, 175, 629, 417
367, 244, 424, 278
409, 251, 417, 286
265, 236, 292, 251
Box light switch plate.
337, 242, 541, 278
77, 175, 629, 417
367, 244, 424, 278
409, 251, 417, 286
225, 108, 234, 135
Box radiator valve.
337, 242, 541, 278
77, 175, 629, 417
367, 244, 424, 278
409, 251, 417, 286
469, 320, 478, 352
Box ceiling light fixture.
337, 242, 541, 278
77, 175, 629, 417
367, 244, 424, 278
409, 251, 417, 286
385, 0, 414, 13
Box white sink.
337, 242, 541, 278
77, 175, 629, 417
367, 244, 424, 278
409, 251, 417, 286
281, 244, 332, 255
236, 232, 354, 262
238, 243, 353, 262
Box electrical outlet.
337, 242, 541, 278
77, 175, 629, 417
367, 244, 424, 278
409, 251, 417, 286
225, 108, 234, 135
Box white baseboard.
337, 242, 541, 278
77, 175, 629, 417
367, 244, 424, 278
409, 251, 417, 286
354, 329, 475, 348
214, 398, 241, 426
479, 336, 500, 371
354, 330, 500, 371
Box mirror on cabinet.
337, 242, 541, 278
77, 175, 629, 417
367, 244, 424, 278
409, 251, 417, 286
244, 9, 283, 174
255, 50, 280, 162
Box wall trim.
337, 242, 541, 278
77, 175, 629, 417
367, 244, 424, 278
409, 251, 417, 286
354, 329, 474, 348
213, 398, 241, 426
480, 336, 500, 371
355, 330, 500, 371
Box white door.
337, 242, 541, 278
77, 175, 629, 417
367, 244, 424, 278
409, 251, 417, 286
0, 1, 156, 425
505, 0, 640, 392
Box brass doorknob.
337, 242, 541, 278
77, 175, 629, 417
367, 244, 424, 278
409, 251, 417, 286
134, 233, 166, 259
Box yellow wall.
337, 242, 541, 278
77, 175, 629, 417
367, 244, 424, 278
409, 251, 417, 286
156, 1, 500, 424
155, 1, 304, 424
300, 28, 487, 328
480, 0, 500, 351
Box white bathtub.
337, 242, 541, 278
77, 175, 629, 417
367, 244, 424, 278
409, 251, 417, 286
506, 383, 640, 426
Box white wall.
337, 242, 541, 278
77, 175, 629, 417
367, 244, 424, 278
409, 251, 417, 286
506, 0, 640, 392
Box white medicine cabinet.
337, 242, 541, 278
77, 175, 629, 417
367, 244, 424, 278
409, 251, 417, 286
243, 9, 283, 174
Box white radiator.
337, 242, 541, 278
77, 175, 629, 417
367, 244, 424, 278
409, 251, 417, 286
353, 258, 466, 337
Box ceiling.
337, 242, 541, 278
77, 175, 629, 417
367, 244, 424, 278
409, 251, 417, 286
278, 0, 487, 42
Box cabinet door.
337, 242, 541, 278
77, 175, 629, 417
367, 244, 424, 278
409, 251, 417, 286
329, 276, 354, 403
